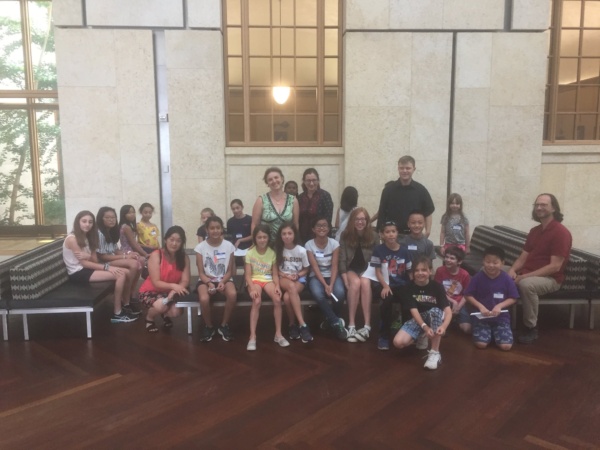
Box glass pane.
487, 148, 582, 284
296, 115, 317, 141
250, 115, 272, 142
29, 1, 56, 91
0, 109, 34, 225
581, 58, 600, 83
226, 0, 241, 25
324, 0, 339, 26
296, 0, 317, 26
325, 29, 338, 56
324, 88, 339, 113
579, 86, 599, 111
228, 27, 242, 55
274, 115, 294, 141
296, 29, 317, 56
250, 57, 271, 85
324, 58, 338, 86
36, 109, 64, 225
557, 85, 577, 111
273, 89, 295, 113
228, 87, 244, 113
560, 30, 580, 57
582, 30, 600, 57
559, 58, 578, 84
34, 97, 58, 104
228, 57, 243, 85
555, 114, 576, 139
228, 115, 244, 141
576, 114, 598, 139
0, 1, 26, 89
272, 28, 294, 55
562, 1, 582, 27
324, 115, 339, 142
296, 89, 317, 112
296, 58, 316, 86
273, 58, 294, 85
249, 28, 271, 56
248, 0, 270, 26
249, 89, 271, 113
584, 2, 600, 27
281, 0, 294, 26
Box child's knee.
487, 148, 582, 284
498, 343, 512, 351
459, 323, 472, 334
474, 341, 488, 349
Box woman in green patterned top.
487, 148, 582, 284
251, 167, 299, 243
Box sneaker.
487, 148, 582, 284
377, 336, 390, 350
355, 327, 370, 342
289, 324, 301, 340
218, 324, 233, 341
200, 326, 216, 342
274, 335, 290, 347
518, 327, 539, 344
335, 319, 348, 340
424, 350, 441, 370
347, 327, 358, 343
247, 340, 257, 351
111, 310, 138, 323
299, 324, 313, 343
416, 333, 429, 350
122, 304, 141, 316
320, 320, 331, 331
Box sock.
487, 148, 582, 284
348, 325, 356, 331
364, 325, 371, 331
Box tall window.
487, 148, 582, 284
0, 0, 64, 233
223, 0, 341, 145
545, 0, 600, 142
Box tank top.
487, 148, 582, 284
139, 249, 184, 294
63, 234, 90, 275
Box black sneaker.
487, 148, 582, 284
289, 324, 301, 340
111, 310, 138, 323
335, 319, 348, 340
200, 326, 216, 342
518, 327, 539, 344
218, 324, 233, 341
299, 324, 313, 343
122, 304, 141, 316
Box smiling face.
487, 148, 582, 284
449, 199, 461, 213
207, 221, 223, 240
141, 206, 153, 221
303, 173, 320, 194
382, 224, 398, 246
533, 194, 555, 221
312, 219, 330, 238
280, 226, 295, 247
165, 232, 183, 254
483, 254, 503, 279
285, 182, 298, 197
79, 214, 94, 233
413, 262, 432, 286
265, 170, 284, 192
407, 213, 425, 237
443, 253, 459, 271
354, 212, 367, 233
200, 211, 212, 224
231, 202, 243, 218
397, 162, 415, 185
254, 230, 270, 250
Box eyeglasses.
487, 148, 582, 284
533, 203, 550, 208
355, 218, 367, 223
315, 224, 329, 229
304, 179, 319, 184
104, 216, 117, 221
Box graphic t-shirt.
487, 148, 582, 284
404, 280, 450, 313
434, 265, 471, 302
194, 239, 235, 282
245, 246, 276, 283
279, 245, 310, 275
370, 243, 410, 287
305, 238, 339, 278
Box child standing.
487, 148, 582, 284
464, 246, 518, 351
227, 199, 252, 250
245, 224, 289, 351
393, 256, 452, 370
195, 216, 237, 342
119, 204, 150, 259
371, 221, 410, 350
401, 210, 436, 268
440, 193, 470, 255
275, 222, 313, 343
137, 203, 160, 254
196, 207, 215, 243
334, 186, 358, 242
434, 245, 472, 334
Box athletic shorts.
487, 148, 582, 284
472, 319, 513, 345
68, 268, 94, 284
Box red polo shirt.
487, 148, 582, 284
522, 220, 572, 284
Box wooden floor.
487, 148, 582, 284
1, 300, 599, 449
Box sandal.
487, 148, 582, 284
162, 315, 173, 329
146, 320, 159, 333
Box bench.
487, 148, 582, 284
1, 238, 114, 340
467, 225, 591, 329
174, 274, 318, 335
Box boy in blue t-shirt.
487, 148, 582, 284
464, 246, 519, 351
401, 210, 436, 268
370, 221, 410, 350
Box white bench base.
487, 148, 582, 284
10, 307, 94, 341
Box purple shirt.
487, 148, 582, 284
464, 270, 519, 324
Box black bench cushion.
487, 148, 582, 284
11, 281, 115, 310
10, 247, 69, 302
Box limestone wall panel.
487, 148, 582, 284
512, 0, 551, 31
188, 0, 222, 29
85, 0, 184, 27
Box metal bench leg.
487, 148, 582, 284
187, 307, 193, 335
569, 305, 575, 329
22, 314, 29, 341
86, 312, 92, 338
2, 315, 7, 341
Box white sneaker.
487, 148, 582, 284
416, 333, 429, 350
355, 327, 370, 342
247, 340, 257, 351
347, 327, 358, 343
274, 335, 290, 347
424, 350, 441, 370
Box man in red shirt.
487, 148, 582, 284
508, 194, 572, 344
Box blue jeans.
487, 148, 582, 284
308, 276, 346, 325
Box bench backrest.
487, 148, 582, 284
0, 239, 65, 302
9, 240, 69, 302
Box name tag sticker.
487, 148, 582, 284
452, 225, 462, 230
408, 245, 418, 251
236, 233, 242, 238
315, 251, 325, 258
493, 293, 504, 299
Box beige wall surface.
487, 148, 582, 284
52, 0, 599, 253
